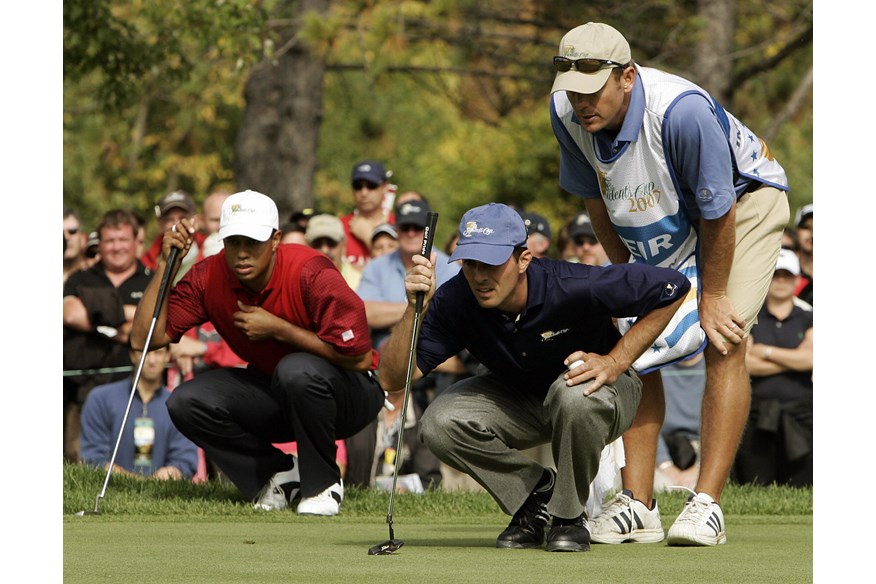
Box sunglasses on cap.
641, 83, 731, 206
352, 180, 380, 191
553, 56, 625, 73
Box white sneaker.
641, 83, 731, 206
253, 461, 301, 511
590, 489, 665, 544
296, 480, 344, 516
667, 491, 726, 546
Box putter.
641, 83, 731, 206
368, 211, 439, 555
76, 245, 181, 516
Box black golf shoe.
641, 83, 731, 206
546, 512, 591, 552
496, 469, 555, 549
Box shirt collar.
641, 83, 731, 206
584, 68, 645, 152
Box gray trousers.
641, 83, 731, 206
418, 368, 642, 519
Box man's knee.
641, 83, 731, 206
166, 383, 197, 428
273, 353, 332, 398
418, 401, 462, 455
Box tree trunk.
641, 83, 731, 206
234, 0, 330, 221
692, 0, 735, 104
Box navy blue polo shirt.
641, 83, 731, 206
416, 257, 690, 398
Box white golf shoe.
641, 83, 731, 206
253, 461, 301, 511
297, 480, 344, 516
667, 491, 726, 546
590, 489, 665, 544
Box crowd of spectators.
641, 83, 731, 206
63, 162, 812, 501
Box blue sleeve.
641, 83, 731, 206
588, 263, 691, 317
355, 260, 385, 301
665, 94, 736, 220
550, 96, 602, 199
79, 391, 112, 468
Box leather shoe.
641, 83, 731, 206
546, 512, 591, 552
496, 470, 555, 549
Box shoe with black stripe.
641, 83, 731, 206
253, 460, 301, 511
667, 491, 726, 546
590, 489, 665, 544
496, 469, 555, 549
296, 480, 344, 516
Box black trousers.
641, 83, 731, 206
732, 397, 813, 487
167, 352, 384, 500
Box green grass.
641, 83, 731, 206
63, 462, 813, 583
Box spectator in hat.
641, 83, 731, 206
793, 204, 813, 306
357, 199, 459, 351
519, 211, 553, 258
370, 223, 399, 258
733, 249, 812, 486
306, 214, 361, 291
342, 160, 396, 269
141, 190, 207, 284
566, 212, 609, 266
130, 189, 384, 517
377, 202, 691, 551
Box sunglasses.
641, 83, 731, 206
573, 235, 598, 246
311, 237, 339, 249
397, 224, 424, 234
553, 56, 625, 73
65, 227, 80, 235
352, 180, 380, 191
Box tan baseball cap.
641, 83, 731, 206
551, 22, 631, 95
305, 214, 345, 244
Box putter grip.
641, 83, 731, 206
152, 246, 180, 321
414, 212, 439, 314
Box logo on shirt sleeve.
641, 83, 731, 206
341, 329, 355, 342
660, 282, 678, 301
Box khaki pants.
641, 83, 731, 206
727, 186, 791, 336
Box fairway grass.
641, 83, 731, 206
62, 463, 813, 583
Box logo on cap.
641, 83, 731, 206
462, 221, 494, 238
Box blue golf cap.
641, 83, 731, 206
448, 203, 528, 266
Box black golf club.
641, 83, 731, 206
368, 211, 439, 555
76, 245, 181, 516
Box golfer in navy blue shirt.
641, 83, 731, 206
377, 203, 691, 552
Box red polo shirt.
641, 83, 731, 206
165, 244, 377, 376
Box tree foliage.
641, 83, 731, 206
64, 0, 812, 249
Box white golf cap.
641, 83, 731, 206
775, 248, 800, 276
219, 190, 279, 242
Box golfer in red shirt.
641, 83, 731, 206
131, 190, 384, 516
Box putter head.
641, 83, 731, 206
74, 510, 100, 516
367, 539, 404, 555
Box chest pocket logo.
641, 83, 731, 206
540, 328, 570, 342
